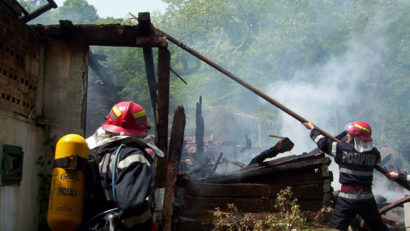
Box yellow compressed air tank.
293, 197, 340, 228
47, 134, 89, 231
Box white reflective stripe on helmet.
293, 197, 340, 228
122, 209, 152, 228
339, 167, 373, 176
339, 192, 373, 200
117, 153, 150, 169
331, 142, 337, 156
314, 134, 325, 143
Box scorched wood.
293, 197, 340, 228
204, 155, 331, 184
162, 107, 186, 231
185, 182, 324, 200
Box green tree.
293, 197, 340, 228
59, 0, 98, 23
19, 0, 99, 24
151, 0, 409, 153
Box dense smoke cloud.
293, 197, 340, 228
268, 37, 381, 154
263, 7, 404, 199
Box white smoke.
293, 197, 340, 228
265, 11, 390, 191
267, 41, 381, 154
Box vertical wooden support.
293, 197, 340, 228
163, 106, 186, 231
155, 47, 170, 187
138, 12, 158, 118
143, 47, 158, 118
195, 96, 204, 154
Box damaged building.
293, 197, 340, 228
0, 0, 408, 231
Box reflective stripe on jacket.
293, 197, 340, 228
91, 140, 154, 225
310, 128, 380, 185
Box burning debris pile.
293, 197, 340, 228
174, 139, 333, 229
168, 98, 334, 229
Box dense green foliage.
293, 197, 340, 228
154, 0, 409, 155
19, 0, 409, 162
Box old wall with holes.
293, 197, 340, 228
0, 10, 39, 116
0, 3, 88, 231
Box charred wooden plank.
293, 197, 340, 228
21, 0, 57, 23
208, 152, 223, 176
248, 137, 294, 165
136, 12, 153, 36
141, 13, 158, 115
143, 46, 158, 117
163, 107, 186, 231
222, 157, 246, 168
30, 23, 167, 47
204, 157, 331, 184
241, 151, 325, 172
185, 182, 323, 200
379, 195, 410, 214
249, 172, 326, 185
195, 96, 204, 154
155, 47, 170, 187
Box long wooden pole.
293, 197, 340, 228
157, 28, 410, 191
156, 29, 334, 138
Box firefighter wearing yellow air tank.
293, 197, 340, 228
47, 134, 89, 231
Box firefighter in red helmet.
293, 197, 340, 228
85, 101, 163, 231
102, 101, 149, 137
303, 121, 387, 231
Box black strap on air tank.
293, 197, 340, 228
53, 155, 89, 171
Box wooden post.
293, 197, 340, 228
195, 96, 204, 155
155, 47, 170, 187
138, 13, 158, 118
153, 46, 170, 228
143, 47, 158, 118
163, 106, 186, 231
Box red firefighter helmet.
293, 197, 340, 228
102, 101, 149, 137
347, 121, 372, 141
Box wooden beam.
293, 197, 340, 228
155, 47, 170, 187
30, 23, 167, 47
163, 107, 186, 231
138, 13, 158, 117
195, 96, 204, 154
356, 195, 410, 229
249, 172, 327, 185
204, 157, 331, 184
248, 137, 294, 165
247, 151, 325, 171
143, 47, 157, 117
379, 195, 410, 214
237, 151, 324, 174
